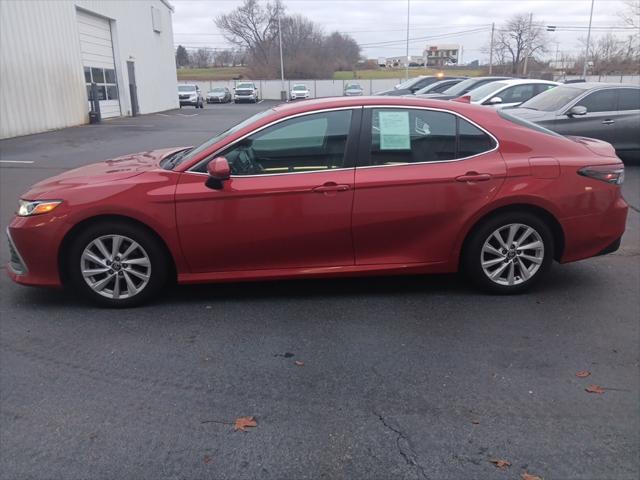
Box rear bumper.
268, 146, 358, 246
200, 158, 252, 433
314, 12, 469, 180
560, 196, 628, 263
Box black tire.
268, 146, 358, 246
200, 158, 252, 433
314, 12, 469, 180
67, 221, 169, 307
462, 211, 554, 294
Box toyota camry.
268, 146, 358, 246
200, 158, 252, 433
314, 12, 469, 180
7, 97, 628, 306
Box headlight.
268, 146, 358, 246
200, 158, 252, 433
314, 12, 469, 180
17, 199, 62, 216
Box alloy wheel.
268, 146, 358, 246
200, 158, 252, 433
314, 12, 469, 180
80, 234, 151, 299
480, 223, 545, 286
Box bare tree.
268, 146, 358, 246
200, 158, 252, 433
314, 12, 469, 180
619, 0, 640, 28
215, 0, 283, 75
494, 14, 548, 75
192, 48, 213, 68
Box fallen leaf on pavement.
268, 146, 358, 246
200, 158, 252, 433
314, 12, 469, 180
585, 384, 605, 394
521, 472, 542, 480
471, 420, 480, 425
490, 459, 511, 470
203, 455, 212, 464
575, 370, 591, 378
294, 360, 304, 366
234, 416, 257, 432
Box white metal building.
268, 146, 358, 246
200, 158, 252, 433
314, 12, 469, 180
0, 0, 178, 139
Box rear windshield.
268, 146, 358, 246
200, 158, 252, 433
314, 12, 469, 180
498, 110, 562, 137
519, 85, 583, 112
178, 85, 196, 92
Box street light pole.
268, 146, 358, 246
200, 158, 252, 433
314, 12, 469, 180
405, 0, 410, 80
278, 9, 285, 101
522, 12, 533, 76
582, 0, 595, 78
488, 22, 495, 74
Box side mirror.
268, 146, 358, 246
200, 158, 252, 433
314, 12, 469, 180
206, 157, 230, 189
487, 96, 503, 105
568, 105, 587, 117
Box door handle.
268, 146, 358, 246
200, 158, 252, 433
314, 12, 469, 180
455, 172, 492, 183
312, 183, 350, 193
602, 119, 615, 125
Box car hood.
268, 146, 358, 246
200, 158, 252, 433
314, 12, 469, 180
23, 147, 183, 199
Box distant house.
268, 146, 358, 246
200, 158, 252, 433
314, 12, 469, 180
423, 44, 460, 67
385, 55, 424, 68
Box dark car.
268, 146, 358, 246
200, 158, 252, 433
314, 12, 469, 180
412, 78, 466, 95
508, 83, 640, 159
415, 76, 510, 100
376, 76, 458, 96
206, 87, 232, 103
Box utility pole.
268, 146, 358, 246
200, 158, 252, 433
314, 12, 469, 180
405, 0, 410, 80
582, 0, 595, 78
522, 12, 533, 76
278, 9, 285, 101
488, 22, 495, 74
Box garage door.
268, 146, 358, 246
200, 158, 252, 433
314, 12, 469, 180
76, 9, 121, 119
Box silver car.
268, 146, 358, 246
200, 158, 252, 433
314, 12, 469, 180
344, 83, 364, 96
507, 82, 640, 160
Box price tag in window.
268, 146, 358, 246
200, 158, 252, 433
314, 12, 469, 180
379, 111, 410, 150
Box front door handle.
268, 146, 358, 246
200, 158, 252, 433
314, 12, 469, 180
602, 119, 615, 125
312, 182, 350, 193
455, 172, 492, 183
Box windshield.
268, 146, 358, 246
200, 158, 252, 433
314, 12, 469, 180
469, 82, 507, 101
519, 85, 584, 111
172, 109, 274, 168
442, 78, 481, 96
236, 83, 254, 89
293, 85, 306, 90
346, 84, 361, 90
211, 88, 225, 92
178, 85, 196, 92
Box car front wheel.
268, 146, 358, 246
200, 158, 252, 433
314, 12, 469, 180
68, 222, 169, 307
463, 212, 553, 294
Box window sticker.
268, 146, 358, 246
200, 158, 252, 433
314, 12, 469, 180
415, 117, 431, 136
379, 111, 410, 150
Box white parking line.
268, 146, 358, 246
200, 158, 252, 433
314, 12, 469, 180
156, 113, 170, 117
258, 100, 264, 104
0, 160, 34, 164
176, 113, 199, 117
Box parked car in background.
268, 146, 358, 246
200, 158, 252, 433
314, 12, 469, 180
344, 83, 364, 96
178, 84, 204, 109
468, 79, 559, 108
416, 76, 510, 100
412, 78, 466, 95
206, 87, 232, 104
7, 97, 628, 306
234, 82, 259, 103
376, 76, 457, 96
290, 84, 311, 100
508, 83, 640, 160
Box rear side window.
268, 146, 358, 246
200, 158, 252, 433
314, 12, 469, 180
577, 89, 617, 113
458, 119, 496, 157
617, 88, 640, 111
368, 108, 496, 166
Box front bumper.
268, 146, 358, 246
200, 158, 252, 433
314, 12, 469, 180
207, 97, 225, 103
179, 98, 199, 106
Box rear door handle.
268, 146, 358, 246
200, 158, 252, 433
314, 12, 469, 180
312, 183, 350, 193
602, 119, 615, 125
455, 172, 492, 183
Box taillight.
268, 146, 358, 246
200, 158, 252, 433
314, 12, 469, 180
578, 165, 625, 185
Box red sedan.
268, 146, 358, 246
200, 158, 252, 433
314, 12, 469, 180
7, 97, 628, 306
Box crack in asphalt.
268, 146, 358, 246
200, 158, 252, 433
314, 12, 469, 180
376, 413, 429, 480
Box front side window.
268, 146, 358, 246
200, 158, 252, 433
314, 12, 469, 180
617, 88, 640, 111
221, 110, 352, 176
368, 108, 496, 166
498, 84, 536, 103
577, 89, 617, 113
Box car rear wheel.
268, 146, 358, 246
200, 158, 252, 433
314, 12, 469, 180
463, 212, 553, 294
68, 222, 169, 307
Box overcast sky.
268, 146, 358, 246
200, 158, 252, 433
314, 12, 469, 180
171, 0, 634, 62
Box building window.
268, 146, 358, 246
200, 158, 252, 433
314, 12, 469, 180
85, 67, 118, 101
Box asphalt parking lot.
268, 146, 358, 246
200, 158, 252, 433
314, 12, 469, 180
1, 101, 638, 480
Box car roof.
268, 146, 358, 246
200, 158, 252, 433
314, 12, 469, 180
494, 78, 559, 85
559, 82, 638, 90
271, 95, 497, 117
